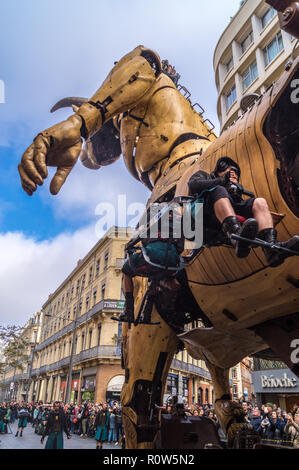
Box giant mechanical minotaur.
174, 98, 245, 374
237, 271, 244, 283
19, 9, 299, 448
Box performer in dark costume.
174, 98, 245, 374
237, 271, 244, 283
94, 404, 110, 449
15, 405, 29, 437
114, 209, 183, 323
188, 156, 299, 266
41, 402, 71, 449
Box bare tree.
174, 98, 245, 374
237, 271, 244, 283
0, 325, 30, 399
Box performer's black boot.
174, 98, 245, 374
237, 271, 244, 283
222, 216, 258, 258
258, 228, 299, 267
15, 431, 18, 437
114, 292, 134, 322
20, 430, 23, 437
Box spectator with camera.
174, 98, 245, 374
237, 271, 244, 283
285, 412, 299, 448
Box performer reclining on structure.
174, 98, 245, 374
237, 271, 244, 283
188, 156, 299, 266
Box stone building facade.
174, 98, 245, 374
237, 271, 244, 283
214, 0, 299, 131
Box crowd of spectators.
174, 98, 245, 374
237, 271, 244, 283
1, 398, 299, 448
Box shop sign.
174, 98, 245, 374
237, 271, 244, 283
252, 369, 299, 394
103, 300, 125, 310
261, 373, 297, 389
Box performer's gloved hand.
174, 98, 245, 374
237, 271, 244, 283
219, 171, 232, 186
67, 434, 71, 439
18, 115, 83, 196
226, 181, 244, 197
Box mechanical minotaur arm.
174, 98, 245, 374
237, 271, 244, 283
19, 42, 299, 449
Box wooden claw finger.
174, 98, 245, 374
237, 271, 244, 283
18, 163, 37, 194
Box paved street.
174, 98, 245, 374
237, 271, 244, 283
0, 422, 121, 450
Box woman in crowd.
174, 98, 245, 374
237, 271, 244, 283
285, 412, 299, 448
94, 404, 110, 449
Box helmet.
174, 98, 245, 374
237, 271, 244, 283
212, 157, 241, 179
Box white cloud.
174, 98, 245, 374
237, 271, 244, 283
41, 158, 150, 224
0, 226, 99, 325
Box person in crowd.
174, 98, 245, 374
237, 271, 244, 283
285, 412, 299, 448
94, 404, 110, 449
250, 408, 262, 435
4, 406, 12, 433
15, 405, 29, 437
108, 407, 117, 443
33, 405, 39, 428
114, 405, 122, 446
270, 410, 286, 444
0, 404, 6, 434
41, 401, 71, 449
80, 403, 90, 438
241, 401, 252, 422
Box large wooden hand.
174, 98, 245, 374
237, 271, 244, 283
18, 115, 83, 195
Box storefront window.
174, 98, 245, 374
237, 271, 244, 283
166, 374, 178, 395
182, 377, 188, 398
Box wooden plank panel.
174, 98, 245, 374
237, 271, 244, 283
189, 255, 298, 331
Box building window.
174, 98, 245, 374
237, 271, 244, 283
88, 329, 93, 349
93, 288, 97, 304
89, 266, 93, 283
166, 374, 178, 395
241, 30, 253, 54
225, 85, 236, 111
86, 295, 90, 309
226, 57, 234, 74
76, 280, 80, 294
232, 368, 237, 379
104, 251, 109, 269
242, 60, 258, 91
97, 324, 102, 345
263, 32, 284, 67
101, 281, 106, 300
182, 378, 188, 398
96, 259, 100, 276
82, 333, 85, 351
261, 7, 275, 29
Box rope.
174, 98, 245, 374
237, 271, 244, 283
261, 438, 295, 444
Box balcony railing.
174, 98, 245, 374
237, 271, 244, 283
30, 345, 121, 376
171, 358, 211, 380
0, 372, 30, 385
36, 299, 124, 351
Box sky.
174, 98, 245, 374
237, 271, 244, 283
0, 0, 241, 324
